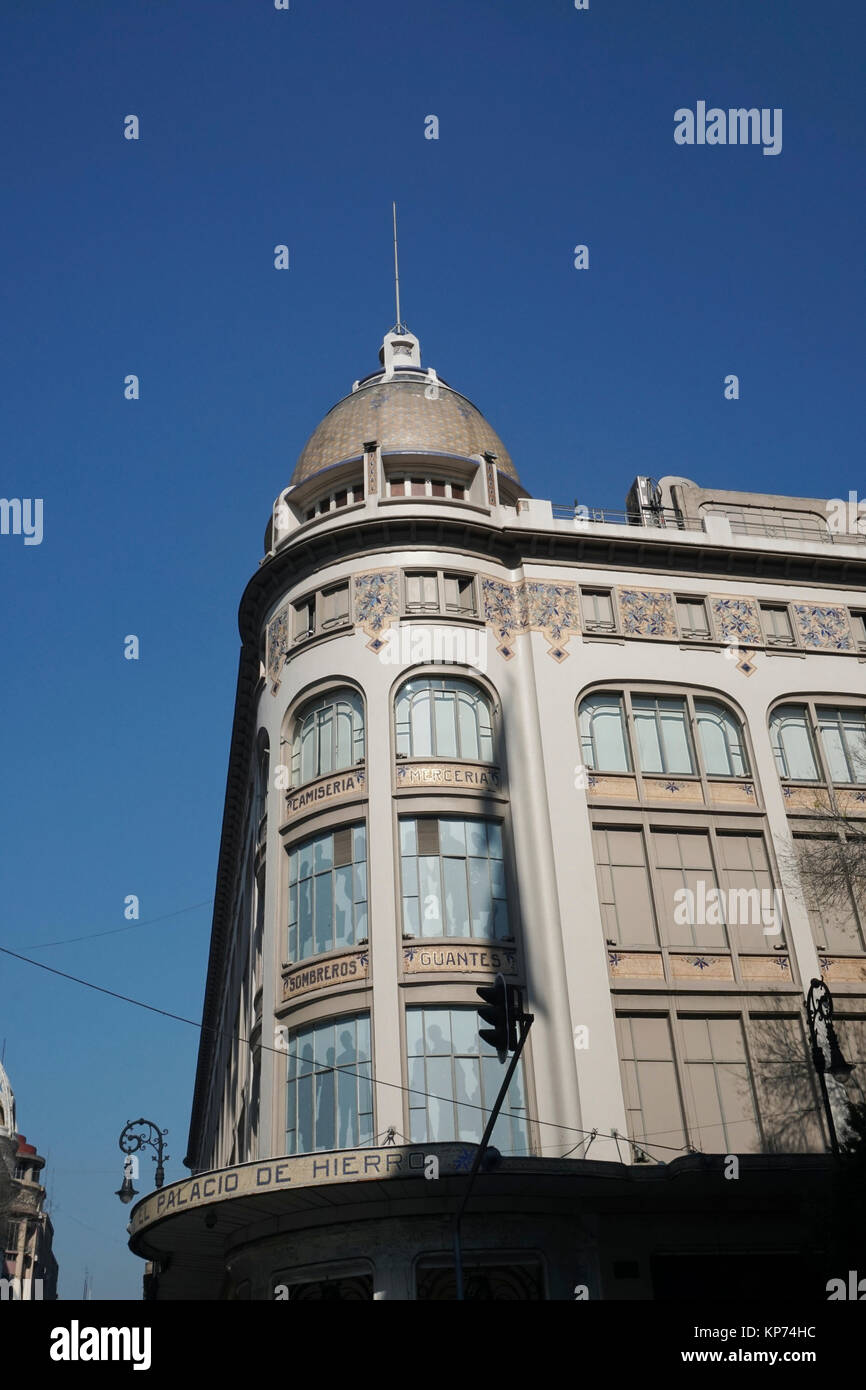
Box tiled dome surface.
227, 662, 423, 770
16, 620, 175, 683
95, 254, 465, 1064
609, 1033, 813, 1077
291, 376, 517, 485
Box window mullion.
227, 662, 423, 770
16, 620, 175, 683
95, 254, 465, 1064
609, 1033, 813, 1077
666, 1010, 693, 1151
654, 701, 669, 776
641, 821, 665, 953
686, 695, 709, 796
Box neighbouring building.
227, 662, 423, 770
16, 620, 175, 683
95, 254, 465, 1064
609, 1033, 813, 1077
0, 1061, 58, 1300
128, 323, 866, 1299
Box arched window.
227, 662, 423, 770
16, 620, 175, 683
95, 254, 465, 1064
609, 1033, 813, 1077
816, 706, 866, 784
579, 690, 749, 778
256, 737, 270, 825
286, 1013, 372, 1154
694, 700, 749, 777
395, 677, 494, 762
769, 705, 820, 781
579, 693, 631, 771
770, 701, 866, 784
292, 689, 365, 786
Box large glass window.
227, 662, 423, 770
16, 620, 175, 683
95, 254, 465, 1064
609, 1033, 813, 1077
695, 700, 749, 776
400, 817, 508, 939
579, 693, 630, 772
292, 689, 365, 786
395, 677, 494, 762
632, 697, 694, 775
769, 705, 820, 781
835, 1018, 866, 1110
288, 825, 367, 961
579, 691, 749, 781
596, 824, 782, 956
616, 1016, 686, 1151
680, 1017, 761, 1152
816, 707, 866, 784
406, 1007, 529, 1154
616, 1014, 820, 1158
795, 836, 866, 953
286, 1014, 372, 1154
653, 829, 726, 949
592, 827, 657, 945
749, 1016, 825, 1152
714, 833, 777, 953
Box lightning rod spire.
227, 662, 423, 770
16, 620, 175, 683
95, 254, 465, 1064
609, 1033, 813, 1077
392, 202, 406, 333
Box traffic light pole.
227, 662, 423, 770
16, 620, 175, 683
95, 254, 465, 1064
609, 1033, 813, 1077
452, 1011, 533, 1301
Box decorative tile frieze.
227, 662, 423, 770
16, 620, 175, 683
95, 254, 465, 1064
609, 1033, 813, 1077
616, 588, 678, 638
670, 954, 734, 980
267, 607, 290, 693
792, 603, 854, 650
586, 775, 640, 800
740, 955, 793, 981
710, 596, 763, 646
642, 778, 703, 802
353, 570, 400, 651
524, 581, 581, 651
819, 957, 866, 983
710, 781, 757, 806
480, 576, 580, 658
780, 786, 834, 812
607, 951, 664, 979
480, 577, 525, 653
834, 788, 866, 815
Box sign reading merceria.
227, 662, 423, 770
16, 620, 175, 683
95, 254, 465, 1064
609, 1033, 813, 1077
396, 761, 501, 789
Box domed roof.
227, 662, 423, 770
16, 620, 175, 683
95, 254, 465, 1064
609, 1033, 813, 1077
291, 329, 518, 487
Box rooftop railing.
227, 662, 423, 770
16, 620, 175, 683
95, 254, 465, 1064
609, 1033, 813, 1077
542, 502, 866, 547
722, 516, 866, 546
547, 503, 690, 529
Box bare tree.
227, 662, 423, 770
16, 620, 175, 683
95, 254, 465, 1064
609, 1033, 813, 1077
779, 744, 866, 944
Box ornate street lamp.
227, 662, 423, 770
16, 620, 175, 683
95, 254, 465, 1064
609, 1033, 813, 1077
116, 1118, 169, 1202
805, 978, 853, 1157
115, 1154, 138, 1205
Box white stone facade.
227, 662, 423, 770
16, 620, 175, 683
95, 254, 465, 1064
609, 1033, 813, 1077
131, 332, 866, 1299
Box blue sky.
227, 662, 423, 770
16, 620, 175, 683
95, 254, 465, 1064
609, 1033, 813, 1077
0, 0, 863, 1299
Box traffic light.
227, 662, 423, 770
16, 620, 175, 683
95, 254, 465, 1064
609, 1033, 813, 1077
476, 975, 521, 1060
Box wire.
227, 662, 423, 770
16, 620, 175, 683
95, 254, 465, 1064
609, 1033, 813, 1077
0, 942, 748, 1163
0, 944, 206, 1029
51, 1207, 129, 1247
21, 900, 214, 951
0, 942, 546, 1129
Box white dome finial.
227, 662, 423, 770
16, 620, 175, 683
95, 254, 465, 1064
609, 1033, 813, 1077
379, 326, 422, 374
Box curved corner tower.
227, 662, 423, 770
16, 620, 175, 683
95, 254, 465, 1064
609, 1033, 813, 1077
128, 320, 866, 1301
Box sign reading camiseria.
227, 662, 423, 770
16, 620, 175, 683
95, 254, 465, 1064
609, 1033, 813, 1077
285, 770, 365, 818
